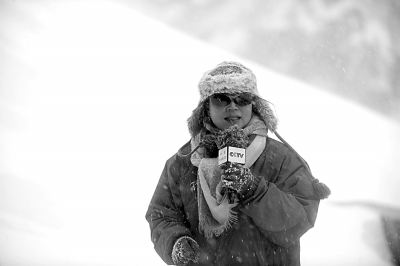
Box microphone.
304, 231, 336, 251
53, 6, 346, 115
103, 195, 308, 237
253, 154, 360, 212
218, 146, 246, 165
217, 125, 249, 203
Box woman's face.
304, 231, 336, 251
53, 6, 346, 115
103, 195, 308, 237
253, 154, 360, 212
208, 93, 253, 130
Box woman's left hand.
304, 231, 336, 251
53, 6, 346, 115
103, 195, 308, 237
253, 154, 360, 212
220, 162, 257, 198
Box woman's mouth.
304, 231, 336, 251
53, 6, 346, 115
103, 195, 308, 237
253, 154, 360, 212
225, 116, 241, 123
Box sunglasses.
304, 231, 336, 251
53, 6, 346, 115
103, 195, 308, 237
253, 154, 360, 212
209, 93, 254, 107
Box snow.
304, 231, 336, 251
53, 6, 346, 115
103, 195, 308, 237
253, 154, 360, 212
0, 1, 399, 265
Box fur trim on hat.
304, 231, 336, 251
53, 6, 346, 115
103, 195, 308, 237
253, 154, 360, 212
252, 97, 278, 133
198, 61, 260, 102
187, 101, 208, 138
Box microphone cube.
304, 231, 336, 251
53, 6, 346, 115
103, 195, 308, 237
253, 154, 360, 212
218, 146, 246, 165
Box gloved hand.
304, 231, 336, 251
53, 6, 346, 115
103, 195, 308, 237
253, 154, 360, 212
171, 236, 201, 265
220, 162, 260, 201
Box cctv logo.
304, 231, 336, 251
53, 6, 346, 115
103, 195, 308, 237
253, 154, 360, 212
229, 151, 244, 158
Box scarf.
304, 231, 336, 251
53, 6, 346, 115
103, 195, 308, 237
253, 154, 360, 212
191, 116, 268, 238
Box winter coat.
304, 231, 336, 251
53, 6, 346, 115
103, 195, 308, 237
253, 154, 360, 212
146, 137, 320, 266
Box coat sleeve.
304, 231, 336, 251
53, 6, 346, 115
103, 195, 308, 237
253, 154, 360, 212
240, 147, 320, 248
145, 156, 192, 265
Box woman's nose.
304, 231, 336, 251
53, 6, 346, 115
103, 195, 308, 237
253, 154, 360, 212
226, 100, 238, 110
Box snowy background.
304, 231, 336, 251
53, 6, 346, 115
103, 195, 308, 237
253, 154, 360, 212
128, 0, 400, 122
1, 1, 400, 265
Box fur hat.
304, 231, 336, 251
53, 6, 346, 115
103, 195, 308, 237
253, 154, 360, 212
187, 61, 278, 137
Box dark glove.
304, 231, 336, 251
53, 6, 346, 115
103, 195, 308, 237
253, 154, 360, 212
171, 236, 200, 265
220, 162, 260, 201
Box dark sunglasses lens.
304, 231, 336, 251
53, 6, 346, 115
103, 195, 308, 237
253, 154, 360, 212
210, 94, 231, 106
234, 96, 252, 106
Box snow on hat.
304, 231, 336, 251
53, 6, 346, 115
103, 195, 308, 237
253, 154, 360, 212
187, 61, 278, 137
198, 61, 260, 102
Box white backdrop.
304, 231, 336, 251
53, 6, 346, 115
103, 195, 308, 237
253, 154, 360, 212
1, 1, 400, 265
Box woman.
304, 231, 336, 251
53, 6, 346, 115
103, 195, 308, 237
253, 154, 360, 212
145, 61, 330, 266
